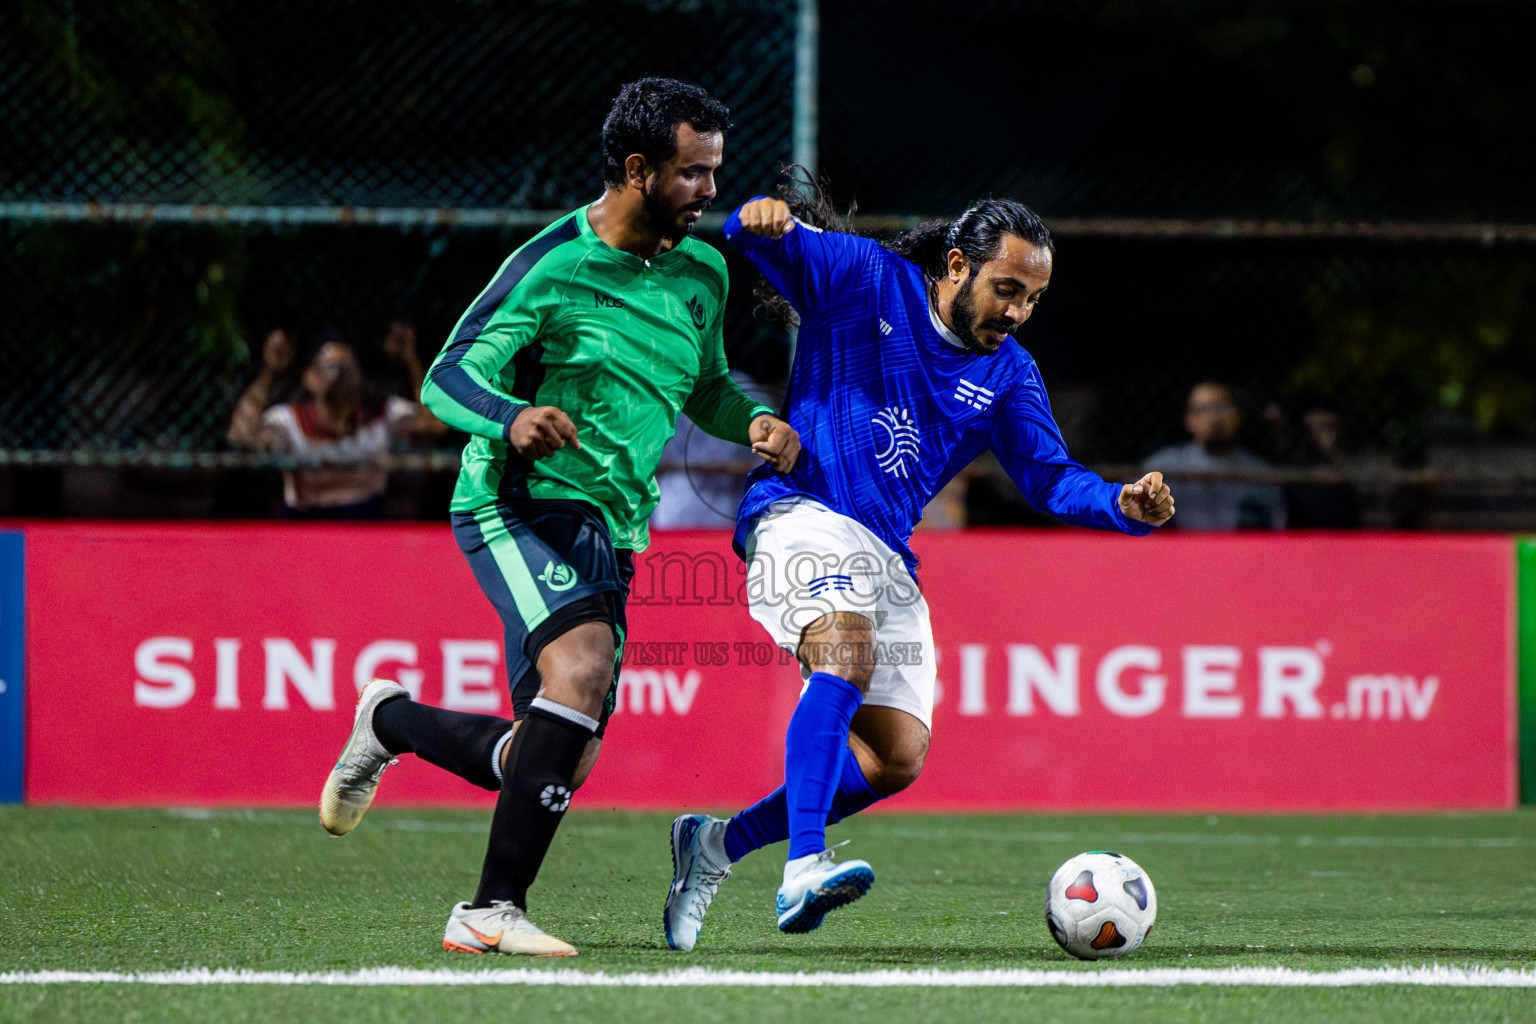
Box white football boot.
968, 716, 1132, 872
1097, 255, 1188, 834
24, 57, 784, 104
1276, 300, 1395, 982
318, 678, 406, 836
443, 901, 578, 957
664, 814, 732, 951
775, 842, 875, 933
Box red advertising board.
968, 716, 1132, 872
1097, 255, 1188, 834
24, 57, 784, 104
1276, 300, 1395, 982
21, 523, 1516, 811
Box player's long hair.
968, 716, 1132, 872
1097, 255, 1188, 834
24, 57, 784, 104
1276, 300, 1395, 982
755, 167, 1054, 329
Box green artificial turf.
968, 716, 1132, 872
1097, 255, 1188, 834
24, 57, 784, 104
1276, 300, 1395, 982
2, 806, 1534, 1022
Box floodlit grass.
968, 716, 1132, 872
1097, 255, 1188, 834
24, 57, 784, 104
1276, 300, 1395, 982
2, 806, 1534, 1022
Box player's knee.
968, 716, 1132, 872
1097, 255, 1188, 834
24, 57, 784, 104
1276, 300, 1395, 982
839, 659, 875, 690
798, 612, 877, 690
547, 660, 611, 714
537, 629, 616, 713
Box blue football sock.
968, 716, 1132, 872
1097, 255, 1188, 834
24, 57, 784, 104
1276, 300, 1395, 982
723, 746, 883, 862
786, 675, 872, 859
830, 743, 881, 821
723, 787, 788, 863
785, 672, 863, 858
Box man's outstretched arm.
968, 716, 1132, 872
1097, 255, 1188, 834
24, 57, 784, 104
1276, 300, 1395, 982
992, 371, 1173, 533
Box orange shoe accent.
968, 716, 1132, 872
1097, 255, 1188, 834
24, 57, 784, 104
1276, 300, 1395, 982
537, 949, 579, 958
464, 925, 503, 947
443, 939, 489, 954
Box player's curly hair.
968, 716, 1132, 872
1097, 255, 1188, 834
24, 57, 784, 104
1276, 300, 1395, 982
751, 166, 856, 329
601, 78, 731, 187
755, 168, 1054, 329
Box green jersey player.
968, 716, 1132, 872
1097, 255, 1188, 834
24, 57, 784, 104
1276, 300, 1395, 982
317, 78, 800, 956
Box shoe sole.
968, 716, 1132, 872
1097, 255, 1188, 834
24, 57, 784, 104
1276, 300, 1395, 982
777, 865, 875, 933
443, 938, 578, 957
663, 815, 695, 951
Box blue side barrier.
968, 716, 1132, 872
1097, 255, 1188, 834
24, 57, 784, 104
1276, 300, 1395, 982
0, 532, 23, 803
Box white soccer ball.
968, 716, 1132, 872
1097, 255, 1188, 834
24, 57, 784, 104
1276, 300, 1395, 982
1043, 851, 1157, 960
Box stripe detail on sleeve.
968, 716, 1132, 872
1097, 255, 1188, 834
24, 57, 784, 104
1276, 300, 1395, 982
428, 216, 582, 432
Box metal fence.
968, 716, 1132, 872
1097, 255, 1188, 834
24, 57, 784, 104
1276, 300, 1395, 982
4, 0, 800, 208
5, 0, 1536, 526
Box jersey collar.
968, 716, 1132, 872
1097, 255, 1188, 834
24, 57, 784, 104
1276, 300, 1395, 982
926, 293, 969, 350
578, 204, 689, 270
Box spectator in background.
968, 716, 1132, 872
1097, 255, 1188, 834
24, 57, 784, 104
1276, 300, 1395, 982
1144, 381, 1284, 530
227, 329, 443, 518
367, 320, 430, 415
651, 370, 773, 528
232, 326, 305, 411
1282, 397, 1361, 528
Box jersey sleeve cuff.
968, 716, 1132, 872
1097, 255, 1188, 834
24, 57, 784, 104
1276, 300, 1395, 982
723, 197, 771, 241
501, 401, 530, 443
1111, 482, 1159, 535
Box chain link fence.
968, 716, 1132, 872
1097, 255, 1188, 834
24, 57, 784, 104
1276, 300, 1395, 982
5, 0, 1536, 527
5, 0, 797, 207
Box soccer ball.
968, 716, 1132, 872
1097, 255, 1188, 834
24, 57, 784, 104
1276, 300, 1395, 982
1043, 851, 1157, 960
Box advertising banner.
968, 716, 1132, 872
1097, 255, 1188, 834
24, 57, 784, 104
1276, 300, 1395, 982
21, 524, 1516, 811
1519, 536, 1536, 804
0, 533, 22, 804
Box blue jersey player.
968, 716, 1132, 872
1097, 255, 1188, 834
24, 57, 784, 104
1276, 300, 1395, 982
662, 188, 1176, 950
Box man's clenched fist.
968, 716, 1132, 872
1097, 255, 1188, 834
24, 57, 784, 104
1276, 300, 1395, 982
749, 414, 800, 473
1119, 471, 1175, 526
508, 405, 580, 460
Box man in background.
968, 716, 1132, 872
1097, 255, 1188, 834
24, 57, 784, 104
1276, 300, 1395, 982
651, 370, 775, 529
1144, 381, 1283, 530
1282, 396, 1361, 528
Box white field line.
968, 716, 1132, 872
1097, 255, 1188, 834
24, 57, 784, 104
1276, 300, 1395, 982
156, 809, 1535, 849
862, 827, 1534, 850
3, 966, 1536, 988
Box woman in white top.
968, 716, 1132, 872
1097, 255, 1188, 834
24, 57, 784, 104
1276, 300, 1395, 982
228, 326, 444, 517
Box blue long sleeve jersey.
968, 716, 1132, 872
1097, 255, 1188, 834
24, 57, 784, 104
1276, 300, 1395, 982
727, 200, 1156, 573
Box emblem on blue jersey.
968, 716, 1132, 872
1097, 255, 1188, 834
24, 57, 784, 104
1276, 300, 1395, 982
871, 405, 920, 478
538, 561, 577, 591
954, 378, 995, 411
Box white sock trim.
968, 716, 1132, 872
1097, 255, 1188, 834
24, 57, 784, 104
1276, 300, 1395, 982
700, 818, 730, 866
529, 697, 600, 733
489, 728, 516, 785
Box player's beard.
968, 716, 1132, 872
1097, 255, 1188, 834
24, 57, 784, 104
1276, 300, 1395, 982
642, 181, 709, 243
948, 270, 1014, 355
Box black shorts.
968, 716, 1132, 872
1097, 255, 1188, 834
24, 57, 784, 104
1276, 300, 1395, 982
451, 497, 633, 736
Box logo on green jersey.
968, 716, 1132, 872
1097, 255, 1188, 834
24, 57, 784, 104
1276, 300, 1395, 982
594, 291, 625, 309
538, 561, 577, 591
686, 294, 707, 330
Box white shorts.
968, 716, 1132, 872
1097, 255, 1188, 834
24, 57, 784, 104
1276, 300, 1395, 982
744, 499, 936, 729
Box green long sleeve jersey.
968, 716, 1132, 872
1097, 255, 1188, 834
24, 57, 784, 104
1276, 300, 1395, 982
421, 204, 773, 551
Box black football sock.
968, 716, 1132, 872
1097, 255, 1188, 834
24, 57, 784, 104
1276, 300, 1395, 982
372, 697, 514, 792
472, 697, 596, 908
